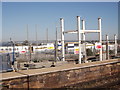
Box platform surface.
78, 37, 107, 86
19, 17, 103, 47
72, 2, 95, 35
1, 59, 120, 81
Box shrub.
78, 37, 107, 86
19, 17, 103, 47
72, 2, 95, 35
86, 49, 93, 56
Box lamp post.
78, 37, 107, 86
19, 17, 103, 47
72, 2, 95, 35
114, 34, 117, 56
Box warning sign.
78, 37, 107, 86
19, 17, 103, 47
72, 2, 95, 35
74, 48, 79, 54
95, 43, 102, 49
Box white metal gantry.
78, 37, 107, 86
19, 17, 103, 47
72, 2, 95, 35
60, 16, 102, 63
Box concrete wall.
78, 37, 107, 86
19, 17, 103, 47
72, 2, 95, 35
1, 59, 120, 89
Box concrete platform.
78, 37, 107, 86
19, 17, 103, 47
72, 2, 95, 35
1, 59, 120, 81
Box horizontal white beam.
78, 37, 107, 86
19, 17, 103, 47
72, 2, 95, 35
64, 30, 77, 33
64, 30, 101, 34
83, 30, 100, 33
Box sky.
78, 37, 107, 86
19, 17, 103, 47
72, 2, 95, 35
0, 2, 2, 42
1, 0, 120, 2
2, 2, 118, 42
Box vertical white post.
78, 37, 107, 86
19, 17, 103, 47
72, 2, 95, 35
60, 18, 65, 61
82, 20, 85, 41
98, 18, 102, 61
82, 20, 86, 62
77, 16, 82, 64
114, 34, 117, 56
106, 35, 109, 60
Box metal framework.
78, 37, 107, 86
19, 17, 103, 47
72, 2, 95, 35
60, 16, 102, 63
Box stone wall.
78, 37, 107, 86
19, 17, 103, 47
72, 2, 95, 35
1, 59, 120, 89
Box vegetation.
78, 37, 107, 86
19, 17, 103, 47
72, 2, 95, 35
86, 49, 93, 56
109, 50, 114, 55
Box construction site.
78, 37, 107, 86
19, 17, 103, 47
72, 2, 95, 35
0, 16, 120, 89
